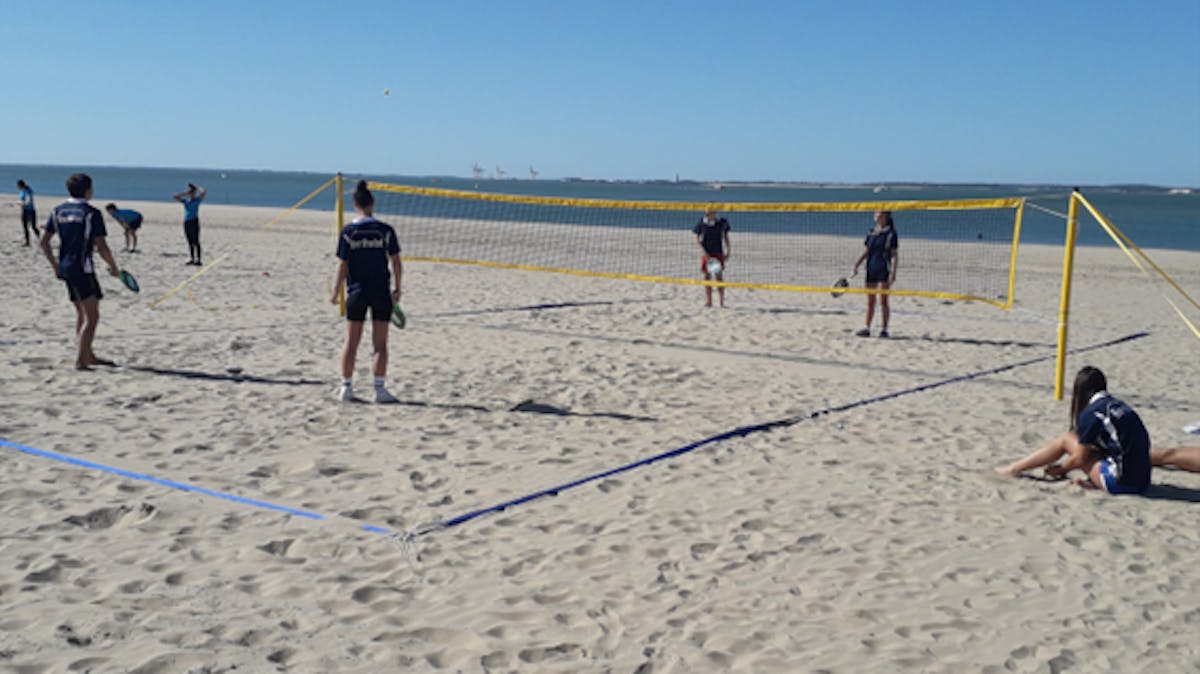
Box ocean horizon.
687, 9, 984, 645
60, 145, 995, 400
3, 163, 1197, 251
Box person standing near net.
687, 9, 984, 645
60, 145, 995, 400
17, 179, 38, 246
330, 180, 403, 404
38, 173, 121, 370
693, 207, 731, 307
105, 203, 143, 253
172, 182, 205, 265
852, 210, 898, 337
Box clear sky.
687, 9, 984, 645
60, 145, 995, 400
6, 1, 1199, 186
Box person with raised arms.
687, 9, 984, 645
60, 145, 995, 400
172, 182, 206, 265
330, 180, 403, 404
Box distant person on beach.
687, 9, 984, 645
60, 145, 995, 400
330, 180, 403, 404
995, 366, 1152, 494
852, 210, 898, 337
172, 182, 206, 265
38, 173, 121, 370
17, 179, 38, 246
105, 203, 143, 253
693, 207, 731, 307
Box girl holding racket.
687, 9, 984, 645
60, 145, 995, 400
330, 180, 403, 403
852, 211, 898, 337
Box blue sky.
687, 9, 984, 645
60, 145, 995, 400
6, 1, 1199, 186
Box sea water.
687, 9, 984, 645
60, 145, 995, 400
2, 164, 1196, 251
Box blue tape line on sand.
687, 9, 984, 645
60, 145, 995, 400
0, 331, 1148, 540
0, 438, 397, 535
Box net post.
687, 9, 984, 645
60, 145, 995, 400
1054, 190, 1081, 400
1004, 199, 1026, 309
335, 172, 346, 317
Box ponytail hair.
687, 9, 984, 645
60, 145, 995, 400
1068, 366, 1107, 432
353, 179, 374, 209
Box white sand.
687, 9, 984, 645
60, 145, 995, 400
1, 195, 1198, 673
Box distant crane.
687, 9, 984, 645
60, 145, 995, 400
494, 165, 506, 179
528, 166, 539, 180
472, 163, 485, 180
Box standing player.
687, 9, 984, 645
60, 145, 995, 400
105, 203, 144, 253
17, 179, 38, 246
329, 180, 403, 404
693, 207, 731, 307
172, 182, 206, 265
852, 210, 899, 337
38, 173, 121, 370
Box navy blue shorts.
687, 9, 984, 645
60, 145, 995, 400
21, 209, 36, 227
127, 216, 143, 231
345, 287, 392, 322
64, 273, 103, 302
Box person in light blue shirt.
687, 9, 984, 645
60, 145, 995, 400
17, 179, 38, 246
105, 203, 144, 253
172, 182, 206, 265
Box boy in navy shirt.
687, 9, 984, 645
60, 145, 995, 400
330, 180, 403, 403
692, 208, 731, 307
39, 173, 121, 370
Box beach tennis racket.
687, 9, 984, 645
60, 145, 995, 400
705, 258, 724, 276
118, 269, 140, 293
830, 277, 850, 298
391, 304, 407, 329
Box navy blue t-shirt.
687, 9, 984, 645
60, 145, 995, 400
864, 226, 898, 277
1077, 393, 1151, 491
45, 199, 106, 278
336, 216, 400, 292
692, 217, 730, 256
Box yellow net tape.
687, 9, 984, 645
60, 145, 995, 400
368, 182, 1021, 213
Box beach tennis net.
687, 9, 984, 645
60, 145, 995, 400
364, 182, 1026, 307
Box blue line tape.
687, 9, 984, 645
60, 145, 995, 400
0, 331, 1148, 541
0, 438, 327, 522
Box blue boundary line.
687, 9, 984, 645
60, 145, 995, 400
0, 331, 1148, 541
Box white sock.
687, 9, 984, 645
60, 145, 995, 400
374, 376, 387, 390
341, 377, 353, 387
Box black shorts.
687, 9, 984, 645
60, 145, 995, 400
64, 273, 103, 302
345, 287, 392, 322
866, 267, 890, 284
184, 218, 200, 243
21, 209, 36, 226
127, 216, 143, 231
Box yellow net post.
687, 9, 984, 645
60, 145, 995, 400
335, 172, 346, 317
1054, 190, 1082, 400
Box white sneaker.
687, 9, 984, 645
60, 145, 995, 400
374, 387, 399, 404
337, 385, 355, 402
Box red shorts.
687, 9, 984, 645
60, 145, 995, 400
701, 254, 726, 275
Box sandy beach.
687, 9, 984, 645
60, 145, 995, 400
1, 194, 1198, 673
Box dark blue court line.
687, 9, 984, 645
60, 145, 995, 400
411, 331, 1150, 537
0, 331, 1148, 542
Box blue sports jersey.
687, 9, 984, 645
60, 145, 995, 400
1077, 392, 1151, 492
336, 217, 400, 292
182, 196, 202, 221
692, 217, 730, 256
45, 199, 107, 277
864, 226, 898, 277
112, 208, 142, 226
19, 186, 34, 211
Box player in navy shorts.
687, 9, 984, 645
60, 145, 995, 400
39, 173, 121, 370
996, 366, 1152, 494
852, 211, 899, 337
105, 203, 144, 253
330, 180, 403, 404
